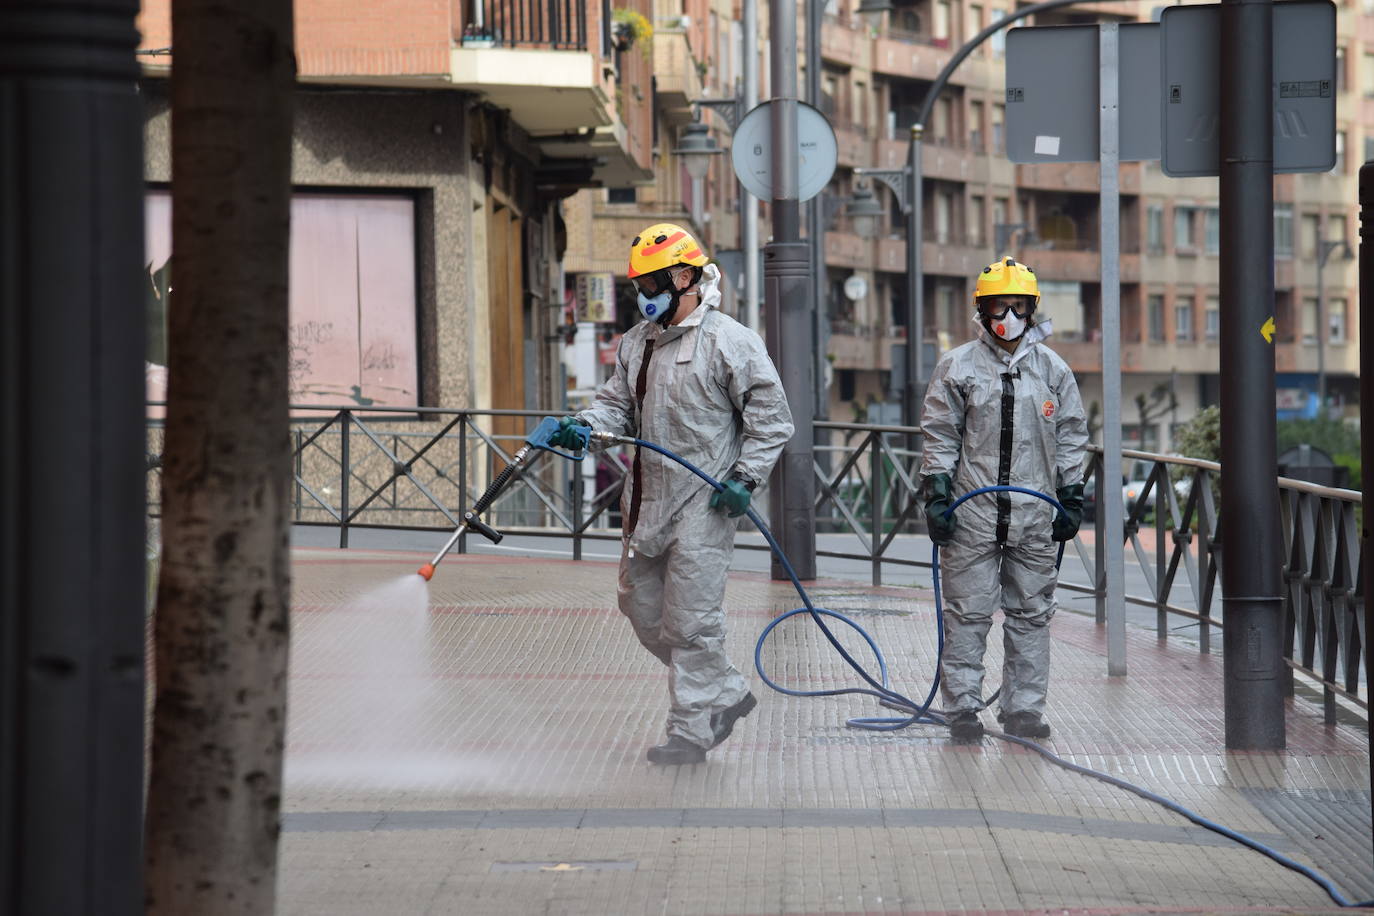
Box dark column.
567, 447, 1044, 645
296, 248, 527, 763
765, 0, 816, 580
0, 1, 146, 912
1218, 0, 1285, 749
1358, 160, 1374, 864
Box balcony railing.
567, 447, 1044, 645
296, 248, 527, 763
460, 0, 588, 50
145, 408, 1368, 727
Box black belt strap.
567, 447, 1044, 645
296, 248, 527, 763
996, 369, 1018, 544
626, 338, 656, 538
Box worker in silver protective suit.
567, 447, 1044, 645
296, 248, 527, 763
542, 223, 794, 765
919, 256, 1089, 743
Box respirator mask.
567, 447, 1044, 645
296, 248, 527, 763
633, 267, 691, 325
977, 295, 1035, 342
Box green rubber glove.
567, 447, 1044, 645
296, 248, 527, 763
922, 473, 958, 546
710, 475, 754, 518
547, 416, 591, 451
1052, 482, 1085, 542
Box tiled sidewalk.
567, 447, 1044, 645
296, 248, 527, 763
279, 547, 1372, 915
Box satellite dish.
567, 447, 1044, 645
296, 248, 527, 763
843, 275, 868, 301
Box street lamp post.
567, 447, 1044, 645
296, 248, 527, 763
1314, 228, 1354, 414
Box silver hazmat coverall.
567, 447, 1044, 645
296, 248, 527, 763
919, 320, 1088, 719
578, 264, 794, 748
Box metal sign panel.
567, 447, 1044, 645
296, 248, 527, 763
1161, 0, 1335, 176
1005, 23, 1160, 164
730, 100, 838, 202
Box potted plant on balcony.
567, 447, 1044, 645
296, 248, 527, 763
611, 8, 653, 57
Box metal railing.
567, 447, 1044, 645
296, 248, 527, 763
145, 407, 1366, 721
460, 0, 587, 50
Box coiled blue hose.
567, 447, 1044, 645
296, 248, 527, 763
628, 438, 1373, 908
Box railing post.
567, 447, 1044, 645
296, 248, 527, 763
572, 455, 584, 562
339, 410, 350, 549
1156, 462, 1168, 640
870, 432, 882, 587
458, 413, 468, 555
294, 428, 303, 521
1094, 457, 1107, 626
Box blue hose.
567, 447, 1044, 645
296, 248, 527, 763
625, 438, 1374, 907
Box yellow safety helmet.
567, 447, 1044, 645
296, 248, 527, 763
627, 223, 709, 279
974, 256, 1040, 307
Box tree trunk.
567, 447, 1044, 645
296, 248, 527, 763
143, 2, 296, 913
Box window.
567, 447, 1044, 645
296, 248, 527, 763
1204, 208, 1220, 255
1301, 297, 1319, 344
1146, 205, 1164, 254
991, 103, 1005, 152
935, 190, 953, 244
969, 195, 986, 246
992, 196, 1009, 231
990, 7, 1008, 56
1366, 134, 1374, 165
1300, 213, 1321, 257
934, 0, 951, 42
1364, 53, 1374, 96
1204, 297, 1220, 341
607, 187, 636, 204
1366, 0, 1374, 17
1333, 130, 1346, 174
967, 3, 983, 41
1147, 295, 1165, 342
1274, 203, 1294, 257
1174, 206, 1196, 252
1330, 298, 1348, 344
934, 96, 953, 143
969, 100, 985, 151
1336, 46, 1347, 93
1175, 298, 1194, 341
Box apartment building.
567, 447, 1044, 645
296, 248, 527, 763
560, 0, 751, 406
136, 0, 655, 420
815, 0, 1361, 451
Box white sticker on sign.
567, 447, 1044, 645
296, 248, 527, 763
1034, 135, 1061, 156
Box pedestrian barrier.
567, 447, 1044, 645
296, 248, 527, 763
143, 404, 1366, 724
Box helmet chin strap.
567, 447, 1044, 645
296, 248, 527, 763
656, 267, 702, 326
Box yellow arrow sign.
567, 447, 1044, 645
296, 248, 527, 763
1260, 316, 1276, 344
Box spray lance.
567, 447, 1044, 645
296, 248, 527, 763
417, 417, 589, 581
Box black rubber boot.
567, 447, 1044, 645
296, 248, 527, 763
709, 692, 758, 748
646, 735, 707, 765
948, 711, 984, 743
1003, 712, 1051, 738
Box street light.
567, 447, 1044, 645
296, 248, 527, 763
845, 181, 886, 240
671, 120, 723, 181
856, 0, 894, 30
1315, 233, 1354, 413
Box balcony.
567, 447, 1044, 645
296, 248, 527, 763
451, 0, 616, 133
1015, 161, 1143, 194
828, 323, 901, 371
872, 33, 954, 82
1030, 242, 1141, 284
1054, 339, 1220, 375
653, 27, 702, 127
834, 125, 872, 169
874, 137, 993, 184
821, 20, 864, 68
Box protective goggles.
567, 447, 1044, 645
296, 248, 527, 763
631, 268, 676, 297
976, 295, 1035, 320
